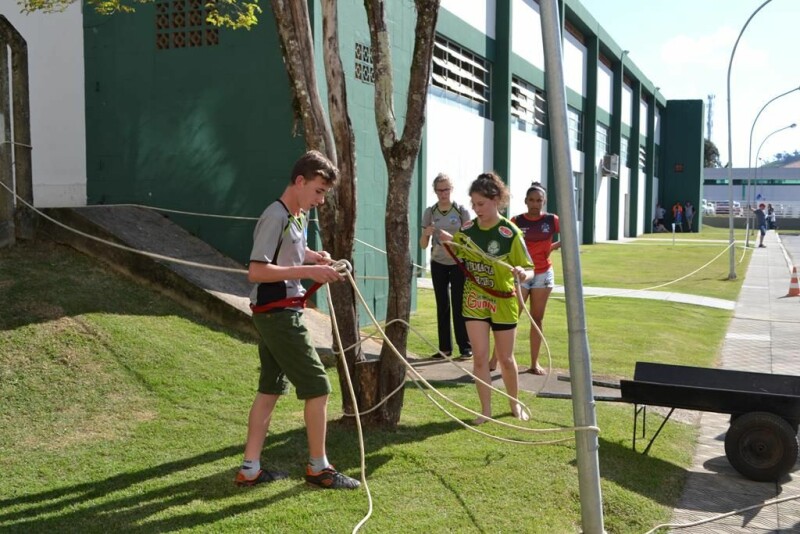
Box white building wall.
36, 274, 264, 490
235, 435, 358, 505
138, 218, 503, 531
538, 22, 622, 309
597, 63, 612, 114
619, 168, 631, 238
640, 98, 648, 138
508, 129, 548, 217
595, 172, 610, 241
637, 172, 646, 235
441, 0, 496, 39
564, 32, 586, 97
511, 0, 544, 70
2, 4, 86, 207
423, 97, 493, 264
622, 85, 632, 127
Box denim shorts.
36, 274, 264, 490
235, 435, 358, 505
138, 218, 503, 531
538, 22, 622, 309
521, 267, 555, 290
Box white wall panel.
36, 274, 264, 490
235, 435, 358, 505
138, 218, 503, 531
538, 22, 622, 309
508, 129, 548, 217
511, 0, 544, 70
640, 99, 648, 138
622, 85, 632, 127
441, 0, 495, 39
597, 63, 613, 114
619, 168, 631, 239
564, 33, 586, 97
3, 4, 86, 207
595, 172, 610, 241
636, 172, 646, 235
424, 96, 494, 211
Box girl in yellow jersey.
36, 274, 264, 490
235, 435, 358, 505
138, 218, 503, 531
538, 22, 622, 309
439, 172, 534, 424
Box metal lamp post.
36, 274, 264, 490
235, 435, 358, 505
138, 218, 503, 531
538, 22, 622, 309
751, 123, 797, 224
726, 0, 774, 279
744, 85, 800, 247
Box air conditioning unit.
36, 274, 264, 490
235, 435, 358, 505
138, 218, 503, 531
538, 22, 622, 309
601, 154, 620, 177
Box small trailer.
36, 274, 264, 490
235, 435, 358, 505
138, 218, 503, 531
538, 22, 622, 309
619, 362, 800, 482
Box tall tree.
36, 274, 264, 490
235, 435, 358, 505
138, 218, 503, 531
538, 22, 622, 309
24, 0, 441, 427
704, 138, 721, 168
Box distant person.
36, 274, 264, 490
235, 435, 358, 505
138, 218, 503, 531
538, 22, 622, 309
509, 183, 561, 375
684, 201, 695, 232
752, 203, 767, 248
237, 150, 360, 490
652, 218, 667, 233
767, 203, 777, 230
655, 203, 666, 231
437, 172, 534, 424
420, 173, 473, 360
672, 202, 684, 231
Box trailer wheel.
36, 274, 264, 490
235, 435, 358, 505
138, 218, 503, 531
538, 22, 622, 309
724, 411, 799, 482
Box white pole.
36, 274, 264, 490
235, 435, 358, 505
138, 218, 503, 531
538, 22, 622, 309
539, 1, 604, 532
726, 0, 774, 279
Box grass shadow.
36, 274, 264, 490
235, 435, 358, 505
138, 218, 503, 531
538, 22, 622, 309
0, 417, 463, 533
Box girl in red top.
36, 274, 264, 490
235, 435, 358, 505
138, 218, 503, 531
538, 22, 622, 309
510, 183, 560, 375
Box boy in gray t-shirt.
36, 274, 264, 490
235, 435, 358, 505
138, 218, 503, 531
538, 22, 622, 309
236, 150, 360, 491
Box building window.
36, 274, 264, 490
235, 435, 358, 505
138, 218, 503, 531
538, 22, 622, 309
596, 124, 609, 157
354, 42, 374, 84
567, 106, 583, 151
639, 145, 647, 171
620, 136, 629, 168
430, 35, 491, 118
511, 76, 547, 137
156, 0, 219, 50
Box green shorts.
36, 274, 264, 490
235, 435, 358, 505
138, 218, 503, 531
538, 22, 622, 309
252, 310, 331, 400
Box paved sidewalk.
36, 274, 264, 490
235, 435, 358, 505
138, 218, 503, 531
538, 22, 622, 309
417, 277, 736, 310
668, 230, 800, 533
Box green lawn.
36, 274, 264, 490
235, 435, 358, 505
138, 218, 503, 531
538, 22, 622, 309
0, 238, 742, 533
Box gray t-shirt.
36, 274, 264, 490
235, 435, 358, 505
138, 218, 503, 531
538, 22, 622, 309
249, 200, 307, 309
421, 202, 472, 265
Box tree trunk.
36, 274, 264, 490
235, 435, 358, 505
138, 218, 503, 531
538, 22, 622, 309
365, 0, 439, 427
270, 0, 364, 418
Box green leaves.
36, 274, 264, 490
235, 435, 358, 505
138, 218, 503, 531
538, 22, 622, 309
18, 0, 263, 30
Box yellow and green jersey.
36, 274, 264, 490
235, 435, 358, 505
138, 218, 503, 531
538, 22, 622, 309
451, 216, 533, 324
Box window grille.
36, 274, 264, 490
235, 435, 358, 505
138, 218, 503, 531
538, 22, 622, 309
429, 35, 491, 118
354, 42, 374, 84
567, 106, 583, 151
511, 76, 547, 137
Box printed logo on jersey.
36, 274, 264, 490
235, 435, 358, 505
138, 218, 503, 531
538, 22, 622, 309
540, 222, 551, 234
449, 214, 460, 225
498, 225, 513, 238
487, 240, 500, 255
461, 220, 474, 230
465, 290, 497, 313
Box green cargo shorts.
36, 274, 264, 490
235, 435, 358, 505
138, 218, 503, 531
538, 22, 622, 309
252, 310, 331, 400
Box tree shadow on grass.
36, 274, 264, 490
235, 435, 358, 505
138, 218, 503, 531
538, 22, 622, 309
0, 418, 463, 533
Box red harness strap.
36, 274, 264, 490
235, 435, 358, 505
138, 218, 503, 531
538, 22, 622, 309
250, 282, 324, 314
442, 243, 515, 299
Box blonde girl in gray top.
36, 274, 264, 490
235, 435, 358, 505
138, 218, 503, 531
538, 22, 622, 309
420, 173, 473, 359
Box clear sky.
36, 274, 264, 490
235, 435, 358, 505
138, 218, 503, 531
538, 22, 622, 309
576, 0, 800, 167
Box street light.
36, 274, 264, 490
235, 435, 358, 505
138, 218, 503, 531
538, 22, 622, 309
744, 85, 800, 247
751, 123, 797, 222
726, 0, 774, 279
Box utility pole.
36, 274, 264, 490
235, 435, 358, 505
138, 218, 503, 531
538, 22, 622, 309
706, 94, 715, 140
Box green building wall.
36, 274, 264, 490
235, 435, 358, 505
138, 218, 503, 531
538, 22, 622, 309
660, 100, 705, 229
83, 1, 422, 323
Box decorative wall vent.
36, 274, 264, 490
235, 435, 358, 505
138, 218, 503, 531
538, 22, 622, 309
156, 0, 219, 51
